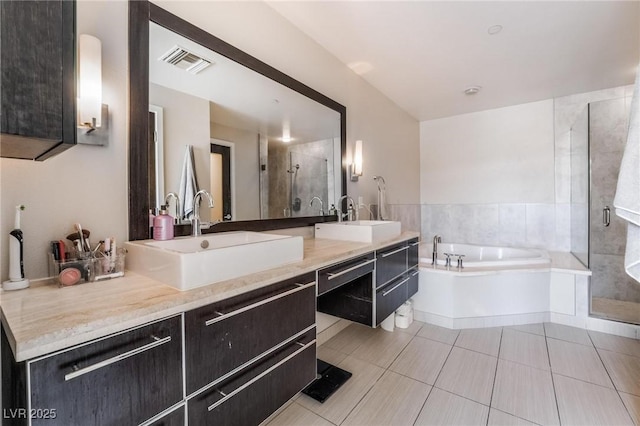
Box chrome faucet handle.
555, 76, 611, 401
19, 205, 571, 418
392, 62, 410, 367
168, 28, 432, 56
443, 253, 452, 269
456, 254, 465, 270
192, 190, 215, 237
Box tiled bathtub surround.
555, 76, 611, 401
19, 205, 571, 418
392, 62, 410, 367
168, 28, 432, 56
419, 84, 634, 255
388, 204, 421, 233
421, 203, 570, 251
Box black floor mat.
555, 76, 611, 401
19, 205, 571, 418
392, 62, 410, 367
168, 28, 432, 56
301, 359, 352, 403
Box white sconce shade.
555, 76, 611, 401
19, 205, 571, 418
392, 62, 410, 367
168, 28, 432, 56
78, 34, 102, 128
351, 139, 363, 181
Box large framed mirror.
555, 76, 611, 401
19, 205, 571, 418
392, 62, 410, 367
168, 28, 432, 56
129, 2, 346, 240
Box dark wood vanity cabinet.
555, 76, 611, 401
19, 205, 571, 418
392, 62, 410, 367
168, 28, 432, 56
318, 237, 420, 327
185, 272, 317, 425
0, 0, 76, 160
148, 405, 185, 426
185, 272, 316, 395
187, 329, 316, 425
2, 316, 183, 426
2, 272, 318, 426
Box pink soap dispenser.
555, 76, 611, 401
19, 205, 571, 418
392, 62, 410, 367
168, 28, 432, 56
153, 205, 174, 241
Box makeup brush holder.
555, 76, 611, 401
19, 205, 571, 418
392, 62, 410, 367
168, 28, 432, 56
49, 253, 94, 287
48, 249, 125, 287
93, 249, 126, 281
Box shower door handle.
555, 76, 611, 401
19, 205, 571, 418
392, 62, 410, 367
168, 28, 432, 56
603, 206, 610, 227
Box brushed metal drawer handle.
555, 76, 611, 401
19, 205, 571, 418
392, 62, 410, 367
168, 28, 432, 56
325, 258, 375, 281
207, 340, 315, 412
381, 277, 410, 297
64, 335, 172, 381
380, 246, 409, 258
410, 241, 420, 247
189, 325, 315, 400
205, 281, 315, 326
411, 271, 419, 277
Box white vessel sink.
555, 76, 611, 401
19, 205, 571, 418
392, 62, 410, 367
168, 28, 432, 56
125, 231, 303, 291
314, 220, 401, 243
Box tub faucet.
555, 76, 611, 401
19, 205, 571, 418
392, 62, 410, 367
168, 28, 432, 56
192, 190, 215, 237
337, 195, 356, 222
309, 196, 324, 216
164, 192, 181, 224
432, 235, 442, 265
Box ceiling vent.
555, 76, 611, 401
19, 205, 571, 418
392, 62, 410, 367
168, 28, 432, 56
159, 45, 212, 75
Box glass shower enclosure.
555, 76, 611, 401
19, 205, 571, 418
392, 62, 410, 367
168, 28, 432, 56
570, 97, 639, 325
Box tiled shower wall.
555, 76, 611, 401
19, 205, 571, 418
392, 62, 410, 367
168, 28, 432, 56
419, 84, 634, 252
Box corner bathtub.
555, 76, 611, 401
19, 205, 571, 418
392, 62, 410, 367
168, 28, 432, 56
425, 243, 550, 268
412, 242, 552, 328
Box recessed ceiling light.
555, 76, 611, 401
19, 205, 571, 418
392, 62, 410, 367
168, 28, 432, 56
347, 61, 374, 76
488, 25, 503, 35
464, 86, 482, 95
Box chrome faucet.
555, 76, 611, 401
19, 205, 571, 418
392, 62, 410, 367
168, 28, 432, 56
337, 195, 356, 222
164, 192, 181, 224
192, 190, 215, 237
309, 196, 324, 216
432, 235, 442, 265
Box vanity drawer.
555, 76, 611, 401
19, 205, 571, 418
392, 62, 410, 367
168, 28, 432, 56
187, 330, 316, 426
28, 316, 183, 426
408, 238, 420, 268
407, 267, 419, 298
317, 253, 375, 296
376, 274, 409, 325
147, 405, 185, 426
185, 272, 315, 395
376, 242, 409, 288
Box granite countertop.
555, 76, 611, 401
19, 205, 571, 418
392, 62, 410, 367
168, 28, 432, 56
0, 232, 419, 362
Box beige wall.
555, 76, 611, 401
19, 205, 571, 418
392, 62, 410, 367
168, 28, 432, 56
0, 1, 419, 280
150, 83, 211, 204
210, 122, 260, 221
0, 1, 128, 281
153, 1, 420, 207
420, 99, 555, 205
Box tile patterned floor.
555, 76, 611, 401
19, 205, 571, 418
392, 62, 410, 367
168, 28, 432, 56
266, 322, 640, 426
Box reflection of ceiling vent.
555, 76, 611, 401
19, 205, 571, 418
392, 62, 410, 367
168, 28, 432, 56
159, 45, 212, 74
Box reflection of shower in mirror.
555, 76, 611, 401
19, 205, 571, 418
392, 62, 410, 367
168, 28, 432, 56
373, 175, 389, 220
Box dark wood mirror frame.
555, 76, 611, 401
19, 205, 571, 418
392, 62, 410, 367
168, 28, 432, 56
128, 1, 347, 240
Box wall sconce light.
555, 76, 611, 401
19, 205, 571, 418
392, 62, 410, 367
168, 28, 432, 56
350, 139, 363, 181
77, 34, 109, 146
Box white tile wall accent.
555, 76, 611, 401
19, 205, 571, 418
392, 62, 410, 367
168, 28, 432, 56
498, 204, 527, 247
387, 204, 421, 233
420, 203, 569, 251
